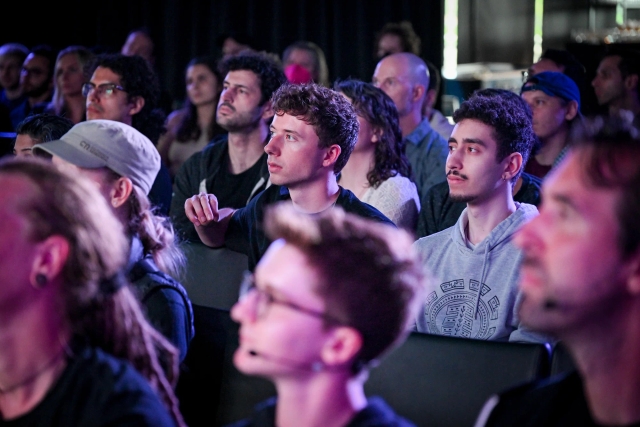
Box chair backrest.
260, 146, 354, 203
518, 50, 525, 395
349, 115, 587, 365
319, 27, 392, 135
364, 332, 551, 427
549, 341, 577, 377
181, 242, 248, 310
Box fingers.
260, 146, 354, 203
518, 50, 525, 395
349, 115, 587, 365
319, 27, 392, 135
185, 193, 220, 226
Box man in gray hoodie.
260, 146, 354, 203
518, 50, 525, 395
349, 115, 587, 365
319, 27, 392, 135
414, 89, 546, 343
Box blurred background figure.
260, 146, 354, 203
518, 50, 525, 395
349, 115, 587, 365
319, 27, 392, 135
44, 46, 94, 124
157, 55, 226, 178
282, 40, 329, 86
423, 59, 454, 140
335, 79, 420, 231
10, 45, 56, 131
0, 157, 183, 426
217, 31, 256, 60
374, 20, 421, 60
12, 113, 73, 157
121, 28, 156, 66
0, 43, 29, 114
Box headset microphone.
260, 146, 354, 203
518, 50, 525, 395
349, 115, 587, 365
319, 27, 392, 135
247, 349, 325, 372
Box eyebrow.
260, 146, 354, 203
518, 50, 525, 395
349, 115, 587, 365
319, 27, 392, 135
548, 192, 580, 212
223, 80, 250, 90
448, 137, 487, 147
269, 125, 302, 137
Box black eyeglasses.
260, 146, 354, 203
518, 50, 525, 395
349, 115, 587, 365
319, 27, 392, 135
82, 82, 126, 98
238, 272, 342, 324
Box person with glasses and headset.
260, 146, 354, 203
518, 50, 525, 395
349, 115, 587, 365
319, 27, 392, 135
227, 202, 426, 427
83, 53, 173, 216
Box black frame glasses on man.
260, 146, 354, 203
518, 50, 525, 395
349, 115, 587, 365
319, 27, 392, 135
238, 272, 343, 324
82, 82, 126, 98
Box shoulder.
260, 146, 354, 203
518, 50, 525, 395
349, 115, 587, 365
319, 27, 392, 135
165, 109, 186, 129
414, 226, 452, 253
337, 187, 395, 226
347, 396, 416, 427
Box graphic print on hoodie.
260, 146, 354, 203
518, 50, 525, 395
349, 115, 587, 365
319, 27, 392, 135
413, 202, 548, 343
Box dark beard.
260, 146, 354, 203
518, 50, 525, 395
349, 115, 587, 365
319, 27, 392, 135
449, 192, 477, 204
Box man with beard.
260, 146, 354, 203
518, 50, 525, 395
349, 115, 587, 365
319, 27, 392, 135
9, 45, 55, 130
474, 114, 640, 427
413, 89, 548, 343
171, 50, 286, 242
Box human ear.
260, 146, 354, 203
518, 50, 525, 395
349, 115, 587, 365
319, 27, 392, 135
502, 152, 523, 181
322, 145, 341, 168
109, 176, 133, 209
260, 100, 275, 121
128, 96, 145, 116
565, 100, 579, 121
320, 326, 363, 367
29, 235, 69, 289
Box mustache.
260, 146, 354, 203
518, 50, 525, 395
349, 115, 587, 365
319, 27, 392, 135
218, 101, 235, 112
447, 169, 468, 180
87, 103, 103, 113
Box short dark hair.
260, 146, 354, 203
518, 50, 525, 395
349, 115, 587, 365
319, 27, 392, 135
87, 53, 165, 143
15, 113, 73, 145
539, 48, 586, 88
334, 79, 411, 187
375, 21, 421, 57
569, 112, 640, 258
219, 50, 286, 106
453, 88, 536, 182
29, 44, 57, 81
271, 83, 359, 173
603, 47, 640, 96
0, 43, 29, 63
264, 203, 426, 373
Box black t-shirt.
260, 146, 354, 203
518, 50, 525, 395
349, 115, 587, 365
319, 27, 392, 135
225, 185, 395, 271
0, 345, 176, 427
213, 151, 268, 209
225, 396, 416, 427
479, 371, 640, 427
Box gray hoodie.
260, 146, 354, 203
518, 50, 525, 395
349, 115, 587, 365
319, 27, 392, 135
413, 202, 548, 343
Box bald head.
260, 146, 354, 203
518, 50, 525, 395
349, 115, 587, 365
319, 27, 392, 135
372, 52, 430, 120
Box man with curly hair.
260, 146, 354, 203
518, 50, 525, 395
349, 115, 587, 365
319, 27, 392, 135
171, 50, 287, 243
185, 83, 394, 272
413, 89, 548, 343
84, 53, 172, 215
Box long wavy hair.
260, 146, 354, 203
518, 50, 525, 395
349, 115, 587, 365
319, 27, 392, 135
334, 79, 412, 188
0, 158, 186, 427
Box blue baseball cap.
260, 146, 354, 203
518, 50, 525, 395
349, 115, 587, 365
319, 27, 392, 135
520, 71, 581, 110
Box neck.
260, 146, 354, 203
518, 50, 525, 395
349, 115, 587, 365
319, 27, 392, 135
28, 90, 51, 107
561, 296, 640, 425
338, 150, 375, 199
64, 94, 87, 124
399, 109, 422, 138
536, 125, 569, 166
195, 102, 216, 131
4, 86, 22, 100
465, 183, 516, 245
609, 93, 640, 117
289, 172, 340, 213
227, 124, 268, 174
274, 374, 367, 427
0, 287, 69, 419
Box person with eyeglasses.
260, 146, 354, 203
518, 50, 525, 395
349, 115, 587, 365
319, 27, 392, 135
226, 202, 426, 427
84, 53, 173, 216
9, 45, 56, 131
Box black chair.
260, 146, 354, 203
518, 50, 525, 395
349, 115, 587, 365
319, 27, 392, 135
549, 341, 577, 377
364, 332, 551, 427
181, 242, 248, 310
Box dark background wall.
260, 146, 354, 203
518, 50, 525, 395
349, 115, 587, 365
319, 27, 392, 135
0, 0, 444, 109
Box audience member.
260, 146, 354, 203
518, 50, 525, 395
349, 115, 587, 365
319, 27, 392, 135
334, 79, 420, 231
44, 46, 94, 124
217, 31, 257, 60
13, 113, 73, 157
282, 40, 329, 87
185, 83, 394, 272
373, 52, 448, 201
121, 28, 173, 115
591, 47, 640, 121
157, 55, 226, 178
0, 43, 29, 113
227, 203, 425, 427
10, 45, 56, 130
525, 48, 586, 89
475, 113, 640, 427
416, 88, 542, 238
413, 89, 546, 343
423, 59, 454, 140
170, 50, 286, 243
521, 71, 581, 179
34, 120, 194, 363
0, 157, 183, 426
374, 20, 421, 59
84, 53, 172, 215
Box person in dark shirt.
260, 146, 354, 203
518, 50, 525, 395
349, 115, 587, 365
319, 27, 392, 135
225, 203, 425, 427
185, 82, 394, 271
475, 113, 640, 426
0, 157, 183, 426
